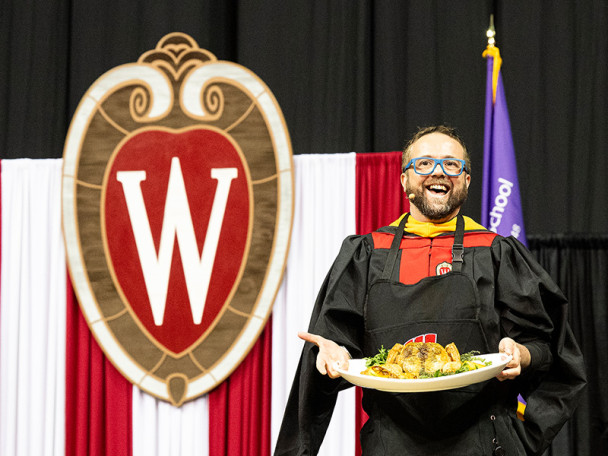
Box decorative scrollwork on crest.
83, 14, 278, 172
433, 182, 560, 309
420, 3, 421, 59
139, 33, 217, 81
199, 83, 225, 120
129, 86, 153, 123
137, 32, 225, 121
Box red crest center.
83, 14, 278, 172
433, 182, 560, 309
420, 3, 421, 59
103, 128, 250, 354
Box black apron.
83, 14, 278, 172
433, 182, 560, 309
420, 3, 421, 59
360, 214, 511, 455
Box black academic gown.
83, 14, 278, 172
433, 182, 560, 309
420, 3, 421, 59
274, 218, 586, 456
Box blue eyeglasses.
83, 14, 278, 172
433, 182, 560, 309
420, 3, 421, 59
403, 157, 468, 176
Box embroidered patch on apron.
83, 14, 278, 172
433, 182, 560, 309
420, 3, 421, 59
436, 261, 452, 275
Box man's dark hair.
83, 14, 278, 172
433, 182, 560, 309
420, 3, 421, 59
402, 125, 471, 174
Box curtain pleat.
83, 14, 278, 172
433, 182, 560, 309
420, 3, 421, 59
131, 385, 207, 456
355, 152, 408, 234
528, 235, 608, 455
271, 153, 357, 455
354, 151, 409, 455
0, 159, 66, 456
65, 283, 133, 456
207, 321, 272, 456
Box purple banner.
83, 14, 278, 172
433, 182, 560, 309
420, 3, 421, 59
482, 53, 527, 245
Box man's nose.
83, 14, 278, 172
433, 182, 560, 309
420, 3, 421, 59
430, 162, 445, 175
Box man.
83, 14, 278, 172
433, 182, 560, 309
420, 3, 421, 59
274, 126, 586, 455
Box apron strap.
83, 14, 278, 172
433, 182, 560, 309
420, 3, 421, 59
451, 214, 465, 272
381, 213, 409, 280
382, 212, 466, 279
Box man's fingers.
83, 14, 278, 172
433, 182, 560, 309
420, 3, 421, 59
496, 337, 523, 381
327, 366, 340, 378
326, 359, 349, 378
299, 331, 349, 377
316, 356, 340, 377
298, 331, 321, 346
507, 352, 520, 368
316, 356, 327, 375
497, 365, 521, 381
497, 369, 512, 381
499, 338, 514, 355
497, 351, 521, 381
314, 353, 350, 377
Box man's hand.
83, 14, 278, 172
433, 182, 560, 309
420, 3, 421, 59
496, 337, 531, 381
298, 332, 350, 379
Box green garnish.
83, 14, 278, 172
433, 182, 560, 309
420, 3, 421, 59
460, 351, 483, 362
419, 351, 492, 378
364, 346, 388, 367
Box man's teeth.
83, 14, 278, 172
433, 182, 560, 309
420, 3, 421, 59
429, 184, 448, 192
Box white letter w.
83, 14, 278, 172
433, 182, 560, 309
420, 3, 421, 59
116, 157, 237, 326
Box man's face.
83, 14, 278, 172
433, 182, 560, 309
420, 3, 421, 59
400, 132, 471, 223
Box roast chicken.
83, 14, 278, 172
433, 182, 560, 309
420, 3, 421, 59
362, 342, 462, 379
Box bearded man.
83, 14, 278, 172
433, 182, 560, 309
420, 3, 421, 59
274, 126, 586, 456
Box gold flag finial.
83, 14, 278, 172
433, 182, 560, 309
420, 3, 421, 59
486, 14, 496, 47
482, 14, 502, 103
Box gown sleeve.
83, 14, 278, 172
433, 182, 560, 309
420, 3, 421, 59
273, 235, 372, 456
492, 236, 587, 455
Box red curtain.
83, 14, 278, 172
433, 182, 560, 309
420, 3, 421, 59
65, 277, 272, 456
355, 152, 408, 234
65, 281, 133, 456
208, 318, 273, 456
61, 151, 403, 456
355, 151, 409, 455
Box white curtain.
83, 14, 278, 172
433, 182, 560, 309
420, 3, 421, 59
0, 155, 359, 456
271, 153, 357, 455
0, 159, 66, 456
0, 158, 211, 456
132, 388, 209, 456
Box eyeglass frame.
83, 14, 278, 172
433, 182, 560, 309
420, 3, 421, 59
402, 157, 469, 176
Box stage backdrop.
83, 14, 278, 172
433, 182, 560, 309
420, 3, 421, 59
0, 153, 400, 456
0, 154, 604, 455
3, 1, 608, 235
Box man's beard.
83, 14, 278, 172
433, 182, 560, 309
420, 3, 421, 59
406, 179, 468, 221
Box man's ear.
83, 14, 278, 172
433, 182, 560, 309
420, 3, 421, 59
465, 173, 471, 189
400, 173, 408, 192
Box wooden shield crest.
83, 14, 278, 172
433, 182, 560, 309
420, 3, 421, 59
62, 32, 293, 405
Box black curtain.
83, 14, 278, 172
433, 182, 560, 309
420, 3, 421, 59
2, 1, 607, 453
2, 0, 607, 234
528, 235, 608, 455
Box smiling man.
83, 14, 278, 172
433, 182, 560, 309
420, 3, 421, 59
274, 126, 586, 456
401, 127, 471, 223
